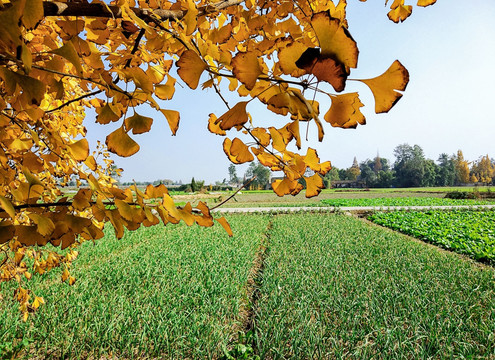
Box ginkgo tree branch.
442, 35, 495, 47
210, 176, 256, 210
41, 0, 245, 21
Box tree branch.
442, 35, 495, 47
41, 0, 244, 21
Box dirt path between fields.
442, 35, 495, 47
211, 205, 495, 213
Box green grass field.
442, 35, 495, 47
1, 212, 494, 358
321, 197, 493, 207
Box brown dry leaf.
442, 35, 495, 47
216, 216, 233, 237
28, 214, 55, 237
359, 60, 409, 113
217, 102, 249, 130
207, 113, 226, 136
176, 50, 207, 90
324, 92, 365, 128
106, 127, 140, 157
160, 109, 180, 135
125, 113, 153, 135
231, 52, 262, 91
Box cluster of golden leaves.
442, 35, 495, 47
0, 0, 434, 317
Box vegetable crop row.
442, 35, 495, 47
369, 210, 495, 263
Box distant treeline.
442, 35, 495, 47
325, 144, 494, 188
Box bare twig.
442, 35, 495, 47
210, 176, 256, 210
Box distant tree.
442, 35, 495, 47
373, 153, 383, 173
393, 144, 427, 187
359, 158, 394, 188
454, 150, 470, 184
228, 164, 239, 185
246, 162, 271, 190
323, 167, 340, 188
190, 177, 198, 192
436, 153, 456, 186
471, 155, 494, 184
423, 159, 439, 187
347, 157, 361, 181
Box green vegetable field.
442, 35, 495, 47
369, 210, 495, 264
1, 213, 494, 358
321, 197, 492, 207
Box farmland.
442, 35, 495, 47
369, 209, 495, 264
1, 209, 494, 358
321, 197, 492, 207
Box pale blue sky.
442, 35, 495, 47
85, 0, 495, 184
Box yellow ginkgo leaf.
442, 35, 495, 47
311, 11, 358, 69
417, 0, 436, 6
28, 213, 55, 237
305, 148, 331, 175
223, 138, 254, 164
155, 76, 176, 100
0, 195, 15, 218
160, 109, 180, 135
324, 92, 365, 128
51, 39, 84, 76
231, 52, 262, 91
67, 139, 89, 161
304, 173, 324, 198
96, 103, 120, 124
115, 199, 134, 222
176, 50, 207, 90
216, 101, 249, 130
359, 60, 409, 113
387, 0, 413, 23
272, 178, 303, 197
207, 113, 226, 136
278, 42, 308, 77
216, 216, 233, 237
106, 127, 140, 157
23, 0, 44, 30
125, 113, 153, 135
251, 128, 271, 147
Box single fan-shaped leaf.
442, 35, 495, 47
304, 54, 347, 92
216, 216, 233, 237
0, 195, 15, 218
324, 92, 365, 128
217, 101, 249, 130
23, 0, 44, 29
311, 11, 358, 68
231, 52, 262, 91
125, 113, 153, 135
96, 103, 120, 124
304, 173, 324, 198
208, 113, 226, 136
417, 0, 436, 6
387, 1, 413, 23
51, 39, 84, 76
28, 214, 55, 237
251, 128, 270, 147
161, 109, 180, 135
115, 199, 134, 222
121, 67, 153, 94
155, 76, 176, 100
67, 139, 89, 161
223, 138, 254, 164
278, 42, 308, 77
359, 60, 409, 113
176, 50, 207, 90
272, 178, 303, 197
305, 148, 331, 175
106, 127, 140, 157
